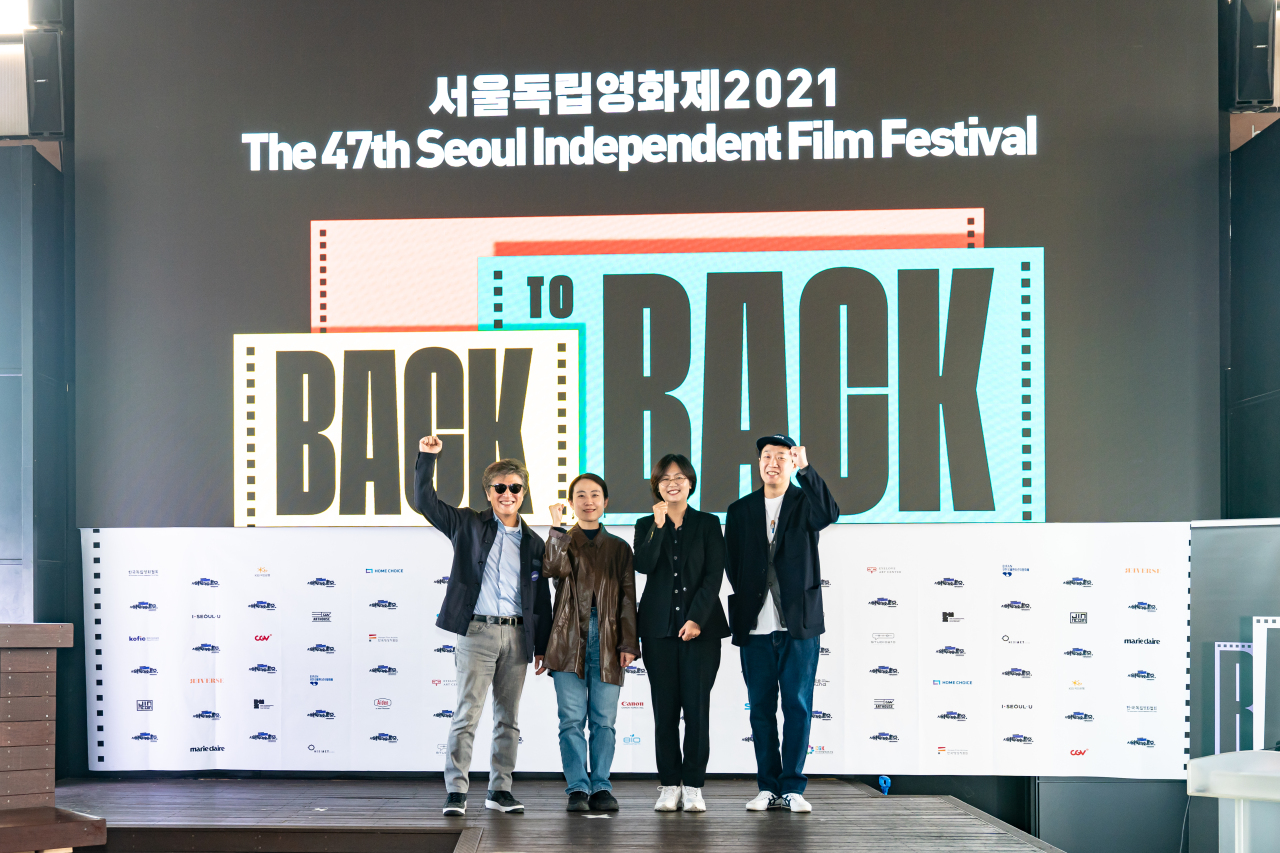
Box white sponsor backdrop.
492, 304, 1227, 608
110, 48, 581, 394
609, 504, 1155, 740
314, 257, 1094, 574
83, 522, 1188, 778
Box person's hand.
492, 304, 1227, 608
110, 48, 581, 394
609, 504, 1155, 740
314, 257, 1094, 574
620, 652, 637, 669
678, 620, 701, 641
653, 502, 668, 528
535, 655, 547, 675
793, 445, 808, 469
549, 503, 567, 528
420, 435, 443, 454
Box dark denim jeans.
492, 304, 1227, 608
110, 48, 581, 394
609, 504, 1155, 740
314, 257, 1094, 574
740, 631, 820, 795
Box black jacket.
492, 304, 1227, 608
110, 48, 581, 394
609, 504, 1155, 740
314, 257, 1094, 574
723, 465, 840, 646
413, 451, 553, 661
633, 508, 731, 641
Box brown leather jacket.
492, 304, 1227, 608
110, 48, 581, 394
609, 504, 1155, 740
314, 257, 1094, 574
542, 525, 641, 686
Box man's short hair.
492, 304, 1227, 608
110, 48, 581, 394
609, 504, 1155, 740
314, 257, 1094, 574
650, 453, 697, 502
482, 458, 529, 492
569, 473, 608, 500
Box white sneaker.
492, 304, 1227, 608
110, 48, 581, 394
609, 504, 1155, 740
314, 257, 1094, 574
746, 790, 778, 811
654, 785, 682, 811
782, 793, 812, 813
682, 786, 706, 812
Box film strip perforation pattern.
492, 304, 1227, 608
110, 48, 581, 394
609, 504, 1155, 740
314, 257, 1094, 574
1021, 260, 1034, 521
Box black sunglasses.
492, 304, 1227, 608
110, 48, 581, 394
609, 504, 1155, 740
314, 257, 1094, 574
489, 483, 524, 495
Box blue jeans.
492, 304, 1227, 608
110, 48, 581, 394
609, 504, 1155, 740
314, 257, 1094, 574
550, 608, 621, 794
740, 631, 820, 795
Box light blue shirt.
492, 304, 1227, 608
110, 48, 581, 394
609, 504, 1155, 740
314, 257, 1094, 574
475, 521, 523, 617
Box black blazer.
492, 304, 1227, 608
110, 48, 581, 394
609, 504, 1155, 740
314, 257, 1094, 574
632, 507, 730, 641
414, 452, 553, 661
723, 465, 840, 646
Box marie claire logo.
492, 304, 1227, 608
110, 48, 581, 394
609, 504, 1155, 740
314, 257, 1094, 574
132, 732, 158, 742
370, 665, 397, 674
308, 643, 336, 653
192, 644, 219, 653
1070, 612, 1087, 624
874, 698, 894, 710
435, 645, 456, 654
869, 597, 897, 607
365, 568, 404, 574
935, 577, 964, 587
128, 569, 159, 576
136, 699, 153, 711
130, 601, 157, 611
1004, 734, 1033, 744
250, 732, 277, 741
1128, 602, 1158, 612
192, 578, 219, 587
1124, 567, 1160, 574
193, 710, 221, 720
370, 733, 398, 742
308, 578, 335, 587
249, 664, 276, 673
190, 745, 226, 752
307, 709, 336, 719
369, 600, 397, 609
1001, 564, 1029, 576
1128, 737, 1156, 747
1123, 638, 1161, 645
189, 677, 223, 684
621, 701, 645, 709
128, 635, 158, 642
870, 732, 899, 742
1128, 670, 1156, 680
255, 635, 271, 642
1065, 711, 1094, 721
248, 601, 276, 610
132, 666, 158, 675
1001, 601, 1031, 610
375, 698, 392, 709
936, 645, 965, 656
1063, 577, 1092, 587
312, 612, 331, 622
1126, 705, 1157, 713
1070, 748, 1088, 755
933, 679, 973, 685
1003, 667, 1032, 678
309, 675, 333, 685
1064, 647, 1092, 657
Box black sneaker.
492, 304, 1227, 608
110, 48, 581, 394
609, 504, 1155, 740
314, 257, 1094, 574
443, 792, 466, 815
588, 790, 619, 811
485, 790, 524, 813
566, 791, 591, 812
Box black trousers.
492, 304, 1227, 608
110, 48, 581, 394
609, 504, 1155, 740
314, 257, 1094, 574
642, 634, 722, 787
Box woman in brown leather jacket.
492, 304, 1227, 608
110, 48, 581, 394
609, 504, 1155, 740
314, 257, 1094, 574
543, 473, 640, 813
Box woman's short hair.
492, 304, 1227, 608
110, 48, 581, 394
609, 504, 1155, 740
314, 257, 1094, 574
569, 472, 608, 500
650, 453, 697, 502
482, 458, 529, 491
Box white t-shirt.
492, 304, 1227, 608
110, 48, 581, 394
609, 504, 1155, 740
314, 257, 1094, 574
751, 494, 787, 635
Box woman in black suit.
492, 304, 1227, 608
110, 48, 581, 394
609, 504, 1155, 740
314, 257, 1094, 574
633, 453, 730, 813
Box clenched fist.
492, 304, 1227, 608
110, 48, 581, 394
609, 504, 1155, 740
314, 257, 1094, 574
548, 502, 567, 528
652, 502, 669, 528
420, 435, 443, 454
792, 445, 808, 469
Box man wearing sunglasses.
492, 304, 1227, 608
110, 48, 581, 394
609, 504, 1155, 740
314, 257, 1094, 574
415, 435, 553, 817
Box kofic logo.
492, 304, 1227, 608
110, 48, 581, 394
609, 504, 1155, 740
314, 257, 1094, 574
136, 700, 153, 711
128, 636, 158, 642
1001, 601, 1031, 610
370, 665, 397, 674
374, 698, 392, 709
192, 578, 219, 587
434, 645, 455, 654
874, 698, 894, 710
1004, 734, 1034, 744
308, 643, 336, 653
1065, 711, 1094, 721
935, 578, 964, 587
249, 663, 277, 673
1064, 647, 1093, 657
1128, 670, 1156, 680
132, 666, 158, 675
811, 711, 832, 721
250, 732, 277, 742
869, 597, 897, 607
1070, 612, 1087, 624
307, 709, 336, 719
1128, 737, 1156, 747
1003, 667, 1032, 678
434, 710, 454, 718
192, 710, 221, 720
870, 732, 899, 742
1063, 577, 1092, 587
1129, 601, 1158, 612
255, 635, 271, 642
132, 732, 158, 742
130, 601, 157, 611
870, 665, 898, 675
248, 601, 276, 610
1123, 638, 1161, 645
192, 643, 220, 653
369, 600, 397, 609
936, 645, 965, 656
308, 578, 335, 587
370, 733, 398, 742
938, 711, 967, 721
190, 745, 226, 752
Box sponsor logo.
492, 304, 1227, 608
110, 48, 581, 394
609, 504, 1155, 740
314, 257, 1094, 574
1128, 737, 1156, 747
1003, 667, 1032, 678
1004, 734, 1033, 743
815, 678, 829, 687
933, 679, 973, 685
871, 633, 895, 644
936, 645, 965, 656
622, 734, 642, 744
1001, 564, 1030, 576
248, 601, 276, 610
369, 600, 397, 609
128, 635, 158, 642
312, 612, 331, 622
375, 698, 392, 709
621, 700, 645, 709
1123, 638, 1161, 645
436, 743, 448, 754
1001, 704, 1032, 709
1064, 647, 1093, 657
938, 711, 967, 721
624, 664, 647, 675
870, 666, 898, 675
1070, 611, 1087, 624
255, 635, 271, 642
1001, 634, 1026, 644
743, 702, 751, 710
1126, 705, 1157, 713
807, 745, 835, 755
191, 614, 220, 619
370, 732, 398, 742
1065, 711, 1094, 721
365, 568, 404, 574
130, 601, 157, 611
309, 675, 334, 686
132, 665, 158, 675
942, 612, 963, 623
254, 699, 273, 709
869, 597, 897, 607
1129, 670, 1156, 680
1124, 567, 1160, 574
189, 678, 223, 684
132, 732, 158, 742
192, 578, 219, 587
937, 747, 968, 756
368, 634, 398, 643
870, 732, 899, 742
308, 643, 336, 653
192, 710, 221, 720
249, 664, 277, 673
128, 569, 159, 576
819, 579, 830, 587
250, 732, 277, 741
435, 645, 455, 654
1070, 748, 1088, 756
435, 576, 450, 584
430, 678, 457, 687
307, 744, 332, 753
867, 565, 901, 574
1070, 679, 1084, 690
1063, 577, 1092, 587
370, 665, 398, 674
1129, 601, 1157, 612
307, 709, 336, 719
874, 698, 895, 710
812, 711, 832, 721
819, 647, 831, 656
935, 577, 964, 587
433, 710, 453, 718
308, 578, 335, 587
254, 567, 270, 577
136, 699, 153, 711
190, 745, 226, 752
742, 735, 754, 742
1002, 601, 1031, 610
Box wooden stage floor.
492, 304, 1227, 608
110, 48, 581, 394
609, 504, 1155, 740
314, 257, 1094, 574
57, 778, 1061, 853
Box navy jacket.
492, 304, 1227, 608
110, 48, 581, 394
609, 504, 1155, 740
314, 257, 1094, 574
723, 465, 840, 646
414, 451, 553, 661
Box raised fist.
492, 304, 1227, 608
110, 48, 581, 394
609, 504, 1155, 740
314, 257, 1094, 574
420, 435, 443, 454
793, 445, 809, 470
652, 502, 669, 528
548, 502, 567, 528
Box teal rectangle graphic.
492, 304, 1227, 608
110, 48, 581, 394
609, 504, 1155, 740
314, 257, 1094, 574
479, 249, 1044, 524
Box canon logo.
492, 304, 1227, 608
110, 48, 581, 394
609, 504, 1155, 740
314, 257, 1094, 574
254, 635, 271, 641
1070, 749, 1088, 756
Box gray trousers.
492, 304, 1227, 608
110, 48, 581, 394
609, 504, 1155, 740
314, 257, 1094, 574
445, 620, 528, 794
